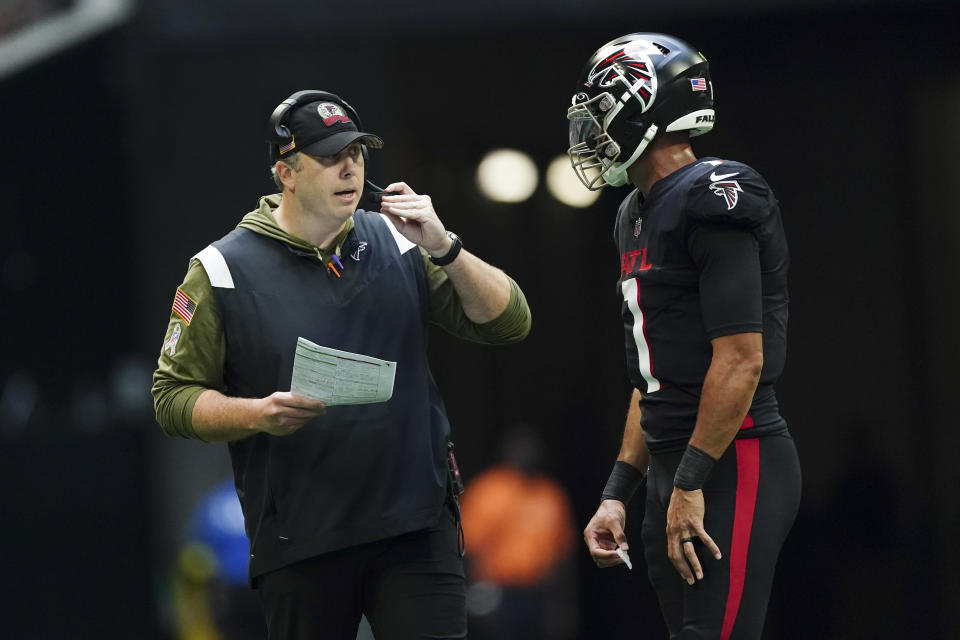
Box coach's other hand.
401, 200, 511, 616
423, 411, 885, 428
255, 391, 327, 436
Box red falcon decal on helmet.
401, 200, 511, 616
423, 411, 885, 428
710, 180, 744, 210
586, 46, 658, 108
316, 102, 351, 127
591, 50, 653, 86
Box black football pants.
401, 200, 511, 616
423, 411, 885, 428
643, 433, 801, 640
255, 507, 466, 640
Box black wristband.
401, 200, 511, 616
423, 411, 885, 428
429, 231, 463, 266
601, 460, 646, 505
673, 444, 717, 491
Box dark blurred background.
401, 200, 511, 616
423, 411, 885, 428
1, 0, 958, 637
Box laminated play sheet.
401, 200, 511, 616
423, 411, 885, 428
290, 337, 396, 406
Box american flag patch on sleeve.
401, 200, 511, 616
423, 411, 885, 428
172, 288, 198, 325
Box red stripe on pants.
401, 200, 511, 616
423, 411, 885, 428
720, 431, 760, 639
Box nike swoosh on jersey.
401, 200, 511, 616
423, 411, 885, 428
710, 171, 740, 181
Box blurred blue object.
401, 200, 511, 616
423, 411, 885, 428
187, 478, 249, 586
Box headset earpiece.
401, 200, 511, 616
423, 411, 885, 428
265, 98, 299, 144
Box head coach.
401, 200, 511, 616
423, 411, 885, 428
152, 89, 532, 639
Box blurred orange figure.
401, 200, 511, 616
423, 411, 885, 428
458, 426, 579, 639
460, 465, 575, 587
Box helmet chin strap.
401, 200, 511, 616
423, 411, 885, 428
603, 164, 630, 187
602, 124, 659, 187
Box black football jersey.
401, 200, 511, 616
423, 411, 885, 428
615, 157, 790, 453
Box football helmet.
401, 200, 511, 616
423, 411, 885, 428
567, 33, 715, 189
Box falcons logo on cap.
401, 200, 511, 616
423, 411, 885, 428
710, 180, 744, 210
317, 102, 351, 126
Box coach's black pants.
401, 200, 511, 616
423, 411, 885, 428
255, 507, 466, 640
643, 433, 801, 640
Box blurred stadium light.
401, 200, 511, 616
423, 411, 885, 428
0, 0, 133, 80
546, 155, 602, 208
476, 148, 539, 203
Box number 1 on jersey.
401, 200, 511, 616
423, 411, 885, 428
621, 277, 661, 393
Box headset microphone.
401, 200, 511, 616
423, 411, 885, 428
363, 179, 388, 207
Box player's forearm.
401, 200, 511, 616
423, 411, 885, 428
688, 348, 763, 459
438, 250, 513, 323
617, 388, 649, 473
191, 389, 265, 443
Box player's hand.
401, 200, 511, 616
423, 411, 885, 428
379, 182, 450, 256
254, 392, 326, 436
666, 487, 722, 585
584, 499, 629, 568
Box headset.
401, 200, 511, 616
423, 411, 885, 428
264, 89, 385, 204
265, 90, 363, 152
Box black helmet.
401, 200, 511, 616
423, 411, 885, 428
567, 33, 715, 190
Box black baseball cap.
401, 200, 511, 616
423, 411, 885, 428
272, 100, 383, 161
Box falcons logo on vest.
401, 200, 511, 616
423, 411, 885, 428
350, 241, 368, 261
709, 180, 744, 210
